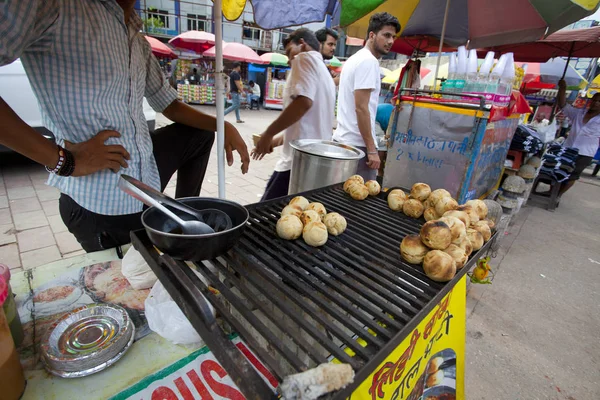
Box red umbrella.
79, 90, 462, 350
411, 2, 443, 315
391, 35, 455, 56
145, 36, 177, 59
477, 26, 600, 63
169, 30, 216, 54
203, 42, 265, 64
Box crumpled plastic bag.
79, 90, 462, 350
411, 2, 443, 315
145, 279, 214, 345
121, 247, 157, 290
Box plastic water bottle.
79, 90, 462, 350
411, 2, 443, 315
443, 53, 457, 96
499, 53, 515, 107
455, 46, 468, 94
464, 49, 479, 96
489, 54, 507, 106
478, 51, 495, 104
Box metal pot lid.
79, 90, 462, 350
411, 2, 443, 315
290, 139, 365, 160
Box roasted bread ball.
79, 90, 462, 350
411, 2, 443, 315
303, 221, 328, 247
281, 204, 303, 218
289, 196, 309, 211
348, 182, 369, 200
482, 218, 496, 230
403, 199, 425, 218
347, 174, 364, 185
466, 228, 484, 250
365, 180, 381, 196
465, 199, 488, 220
455, 235, 473, 257
400, 234, 429, 264
435, 196, 458, 217
428, 188, 452, 206
443, 210, 470, 228
424, 207, 438, 221
472, 220, 492, 242
423, 250, 457, 282
323, 212, 347, 236
420, 220, 452, 250
438, 216, 466, 242
427, 357, 444, 374
410, 182, 431, 201
456, 204, 479, 225
301, 210, 321, 226
306, 202, 327, 220
343, 175, 363, 193
444, 244, 468, 269
426, 369, 445, 387
388, 190, 407, 211
276, 215, 303, 240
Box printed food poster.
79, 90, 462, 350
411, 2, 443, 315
349, 276, 466, 400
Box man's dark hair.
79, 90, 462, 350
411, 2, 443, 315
232, 62, 241, 69
367, 12, 401, 36
315, 28, 339, 44
249, 80, 254, 85
193, 68, 197, 73
283, 28, 321, 53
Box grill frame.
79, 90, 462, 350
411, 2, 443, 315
132, 183, 494, 399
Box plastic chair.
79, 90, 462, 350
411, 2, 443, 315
531, 172, 561, 211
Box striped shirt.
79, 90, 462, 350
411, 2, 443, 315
0, 0, 178, 215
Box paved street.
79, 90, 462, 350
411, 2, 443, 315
1, 105, 600, 399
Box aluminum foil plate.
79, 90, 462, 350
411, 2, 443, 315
41, 303, 135, 378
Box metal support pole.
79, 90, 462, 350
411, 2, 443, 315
214, 0, 226, 199
433, 0, 451, 93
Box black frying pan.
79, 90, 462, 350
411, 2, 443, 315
140, 197, 249, 261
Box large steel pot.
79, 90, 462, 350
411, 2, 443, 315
288, 139, 365, 194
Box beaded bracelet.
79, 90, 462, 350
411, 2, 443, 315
45, 146, 76, 177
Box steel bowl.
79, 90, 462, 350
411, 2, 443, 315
41, 304, 135, 377
141, 197, 249, 261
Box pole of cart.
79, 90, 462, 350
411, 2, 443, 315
433, 0, 451, 94
214, 0, 226, 199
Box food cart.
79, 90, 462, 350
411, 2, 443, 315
263, 66, 288, 110
383, 90, 524, 203
175, 59, 216, 105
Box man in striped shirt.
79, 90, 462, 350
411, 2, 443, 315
0, 0, 250, 252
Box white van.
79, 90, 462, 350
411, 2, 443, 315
0, 59, 156, 153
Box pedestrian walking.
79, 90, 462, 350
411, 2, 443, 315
225, 62, 245, 123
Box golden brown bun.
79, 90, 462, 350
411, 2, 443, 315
438, 216, 466, 242
455, 235, 473, 257
444, 244, 468, 269
466, 199, 488, 220
276, 215, 303, 240
427, 356, 444, 374
428, 189, 452, 206
435, 196, 459, 217
365, 180, 381, 196
301, 210, 321, 226
403, 199, 425, 218
388, 192, 407, 211
420, 220, 452, 250
410, 182, 431, 201
347, 174, 364, 185
423, 250, 457, 282
289, 196, 309, 211
306, 202, 327, 220
443, 210, 470, 228
303, 221, 328, 247
483, 218, 496, 229
343, 175, 363, 193
400, 234, 429, 264
426, 369, 445, 387
472, 220, 492, 242
348, 183, 369, 200
281, 204, 303, 218
456, 204, 480, 225
323, 212, 347, 236
466, 228, 484, 250
424, 207, 438, 221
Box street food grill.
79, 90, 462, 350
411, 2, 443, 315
132, 183, 494, 399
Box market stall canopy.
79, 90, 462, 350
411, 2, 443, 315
145, 36, 177, 59
326, 56, 343, 67
420, 62, 449, 87
520, 59, 588, 88
203, 42, 265, 64
169, 31, 216, 54
391, 35, 455, 56
346, 36, 364, 46
337, 0, 600, 49
380, 67, 392, 76
382, 65, 431, 84
477, 26, 600, 63
259, 52, 289, 66
587, 73, 600, 97
224, 0, 338, 28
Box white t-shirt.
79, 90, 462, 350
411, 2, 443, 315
274, 51, 336, 172
333, 48, 381, 148
252, 84, 261, 97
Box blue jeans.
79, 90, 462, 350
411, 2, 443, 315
224, 92, 241, 121
247, 94, 260, 103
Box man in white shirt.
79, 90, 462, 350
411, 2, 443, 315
247, 81, 261, 106
556, 78, 600, 194
253, 28, 336, 200
333, 12, 400, 181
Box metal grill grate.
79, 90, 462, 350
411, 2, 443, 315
132, 184, 492, 399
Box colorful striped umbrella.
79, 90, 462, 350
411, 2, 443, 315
519, 60, 588, 88
168, 30, 215, 54
259, 53, 289, 66
382, 65, 431, 84
339, 0, 600, 49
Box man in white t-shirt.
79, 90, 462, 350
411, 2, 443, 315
333, 12, 400, 181
253, 28, 336, 200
